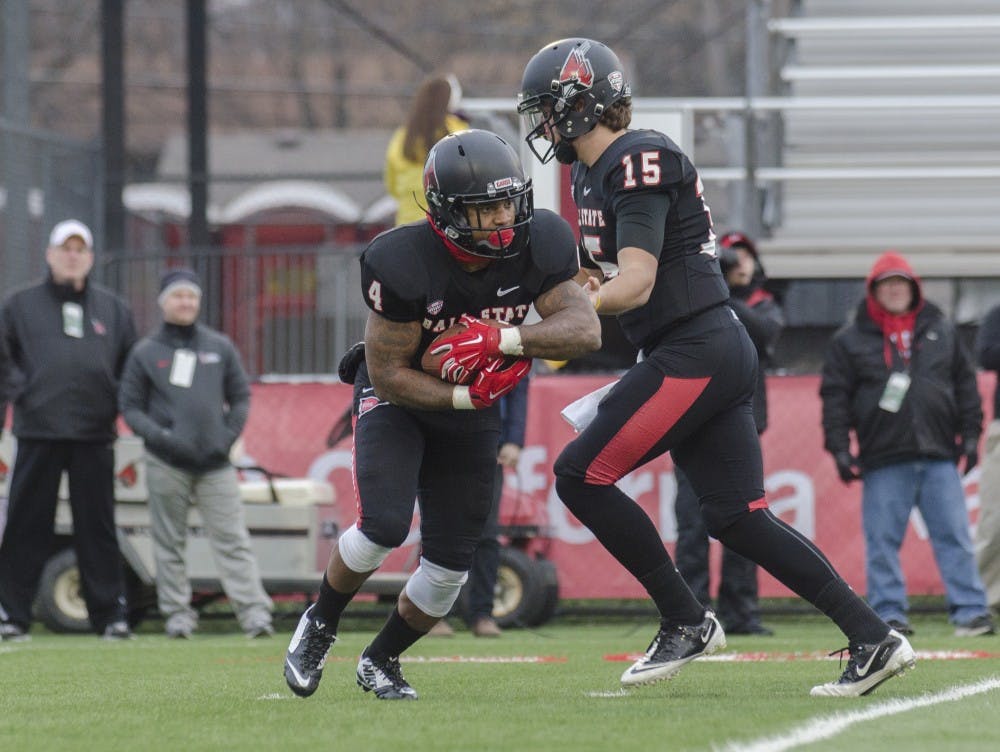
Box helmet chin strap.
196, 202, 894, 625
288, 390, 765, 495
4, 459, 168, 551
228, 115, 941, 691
553, 138, 578, 165
428, 217, 486, 264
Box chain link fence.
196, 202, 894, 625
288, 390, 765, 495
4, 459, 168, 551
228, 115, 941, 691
105, 243, 368, 379
0, 122, 102, 296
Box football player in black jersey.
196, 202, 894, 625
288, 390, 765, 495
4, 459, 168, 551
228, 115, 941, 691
283, 129, 600, 700
517, 38, 915, 697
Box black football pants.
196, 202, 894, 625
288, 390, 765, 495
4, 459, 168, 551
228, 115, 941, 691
0, 440, 127, 632
352, 371, 501, 573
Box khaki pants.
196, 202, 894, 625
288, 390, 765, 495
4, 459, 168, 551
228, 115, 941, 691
146, 454, 272, 632
976, 420, 1000, 610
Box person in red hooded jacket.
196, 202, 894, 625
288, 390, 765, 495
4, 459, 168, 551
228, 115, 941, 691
821, 251, 994, 637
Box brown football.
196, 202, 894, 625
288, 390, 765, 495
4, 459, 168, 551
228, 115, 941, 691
420, 318, 512, 385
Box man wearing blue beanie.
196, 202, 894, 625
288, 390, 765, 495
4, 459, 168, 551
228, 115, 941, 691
119, 267, 273, 638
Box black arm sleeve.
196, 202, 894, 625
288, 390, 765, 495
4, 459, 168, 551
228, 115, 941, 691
614, 191, 669, 258
819, 336, 857, 456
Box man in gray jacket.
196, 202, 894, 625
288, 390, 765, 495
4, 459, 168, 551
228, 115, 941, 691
119, 268, 272, 638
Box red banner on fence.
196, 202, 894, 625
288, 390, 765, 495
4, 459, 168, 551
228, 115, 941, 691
240, 373, 995, 600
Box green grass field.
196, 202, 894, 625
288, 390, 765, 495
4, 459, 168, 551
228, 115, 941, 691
2, 610, 999, 752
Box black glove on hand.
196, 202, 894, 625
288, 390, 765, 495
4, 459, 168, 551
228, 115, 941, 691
337, 342, 365, 385
834, 451, 860, 483
960, 438, 979, 474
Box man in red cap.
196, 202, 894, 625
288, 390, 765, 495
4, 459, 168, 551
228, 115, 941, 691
821, 250, 994, 637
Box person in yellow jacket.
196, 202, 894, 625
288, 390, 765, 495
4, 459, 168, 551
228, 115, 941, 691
384, 75, 469, 226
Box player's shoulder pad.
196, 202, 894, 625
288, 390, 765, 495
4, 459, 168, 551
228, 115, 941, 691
361, 223, 430, 299
603, 129, 689, 193
527, 209, 578, 274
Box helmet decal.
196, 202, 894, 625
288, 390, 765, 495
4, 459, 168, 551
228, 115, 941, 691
558, 41, 595, 94
486, 177, 524, 195
607, 70, 624, 95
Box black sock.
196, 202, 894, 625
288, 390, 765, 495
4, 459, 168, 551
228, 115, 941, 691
555, 476, 705, 625
555, 476, 677, 580
313, 574, 357, 634
638, 561, 705, 626
364, 607, 425, 661
813, 579, 888, 645
716, 509, 887, 643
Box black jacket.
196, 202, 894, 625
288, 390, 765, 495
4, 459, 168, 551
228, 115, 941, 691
119, 321, 250, 473
0, 275, 136, 442
976, 302, 1000, 417
820, 300, 982, 472
729, 289, 784, 433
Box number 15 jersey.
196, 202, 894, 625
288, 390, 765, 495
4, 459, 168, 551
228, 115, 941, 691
571, 129, 729, 351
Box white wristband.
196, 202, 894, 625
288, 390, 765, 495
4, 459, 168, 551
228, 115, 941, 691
498, 326, 524, 356
452, 386, 474, 410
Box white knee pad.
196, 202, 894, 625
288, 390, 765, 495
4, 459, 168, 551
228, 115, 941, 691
337, 524, 393, 573
404, 557, 469, 618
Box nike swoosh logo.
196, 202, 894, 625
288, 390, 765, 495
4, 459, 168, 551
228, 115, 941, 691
285, 658, 311, 687
854, 646, 885, 677
583, 186, 592, 196
497, 286, 519, 297
625, 664, 669, 675
361, 387, 374, 394
700, 624, 713, 643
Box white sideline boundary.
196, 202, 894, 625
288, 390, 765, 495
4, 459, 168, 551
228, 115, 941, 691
714, 677, 1000, 752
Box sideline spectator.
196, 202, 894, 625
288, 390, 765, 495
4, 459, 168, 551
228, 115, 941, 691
384, 74, 469, 226
0, 219, 136, 641
975, 302, 1000, 613
466, 375, 530, 637
674, 231, 783, 635
516, 37, 914, 698
119, 268, 273, 638
821, 251, 994, 637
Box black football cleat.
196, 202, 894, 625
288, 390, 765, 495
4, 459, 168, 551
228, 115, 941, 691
620, 610, 726, 686
284, 605, 336, 698
810, 629, 916, 697
356, 653, 418, 700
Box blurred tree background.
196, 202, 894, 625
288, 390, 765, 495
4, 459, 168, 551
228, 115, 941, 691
22, 0, 783, 178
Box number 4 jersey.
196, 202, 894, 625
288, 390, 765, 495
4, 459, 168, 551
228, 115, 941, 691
359, 209, 578, 369
572, 129, 729, 351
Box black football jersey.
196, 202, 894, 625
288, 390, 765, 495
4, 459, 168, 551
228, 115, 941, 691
360, 208, 578, 367
571, 129, 729, 349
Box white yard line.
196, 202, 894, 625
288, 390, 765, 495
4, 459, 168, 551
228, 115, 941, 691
714, 677, 1000, 752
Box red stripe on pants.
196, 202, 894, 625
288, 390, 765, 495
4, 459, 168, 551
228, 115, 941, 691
584, 375, 710, 485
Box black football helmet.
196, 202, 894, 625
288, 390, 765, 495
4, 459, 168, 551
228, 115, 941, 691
517, 38, 631, 164
423, 129, 533, 260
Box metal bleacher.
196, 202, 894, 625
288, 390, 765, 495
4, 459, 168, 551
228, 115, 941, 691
761, 0, 1000, 278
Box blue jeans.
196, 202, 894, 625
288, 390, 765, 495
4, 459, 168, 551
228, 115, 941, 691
862, 459, 989, 625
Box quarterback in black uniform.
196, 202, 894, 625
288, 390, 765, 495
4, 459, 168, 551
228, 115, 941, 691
517, 37, 915, 697
283, 129, 600, 700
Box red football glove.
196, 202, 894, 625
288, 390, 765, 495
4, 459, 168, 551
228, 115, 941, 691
430, 314, 505, 377
467, 358, 531, 409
